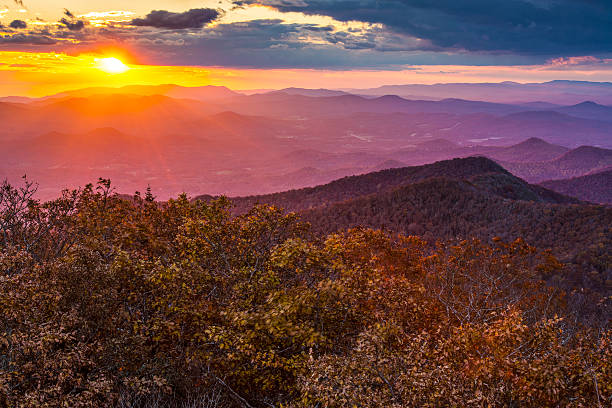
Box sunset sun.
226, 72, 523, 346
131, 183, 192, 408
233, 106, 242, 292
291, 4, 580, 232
96, 57, 129, 74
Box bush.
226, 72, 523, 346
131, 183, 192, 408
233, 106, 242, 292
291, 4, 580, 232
0, 179, 609, 407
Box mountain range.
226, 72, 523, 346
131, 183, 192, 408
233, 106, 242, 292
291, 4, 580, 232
342, 80, 612, 105
1, 81, 612, 200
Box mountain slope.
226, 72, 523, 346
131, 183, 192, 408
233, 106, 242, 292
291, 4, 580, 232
301, 177, 610, 292
11, 127, 151, 167
45, 84, 240, 102
194, 157, 607, 293
274, 88, 351, 97
554, 101, 612, 122
540, 170, 612, 205
493, 111, 612, 147
225, 93, 527, 118
483, 137, 569, 163
501, 146, 612, 183
196, 157, 579, 214
1, 94, 220, 139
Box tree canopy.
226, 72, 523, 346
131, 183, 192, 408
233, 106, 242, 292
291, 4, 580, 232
0, 178, 609, 407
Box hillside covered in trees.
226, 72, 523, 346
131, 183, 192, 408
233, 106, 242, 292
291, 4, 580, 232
198, 158, 610, 298
0, 175, 610, 407
199, 157, 581, 214
301, 177, 610, 296
541, 169, 612, 205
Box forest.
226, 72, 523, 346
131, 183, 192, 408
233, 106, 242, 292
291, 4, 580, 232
0, 177, 609, 407
541, 170, 612, 205
210, 157, 610, 303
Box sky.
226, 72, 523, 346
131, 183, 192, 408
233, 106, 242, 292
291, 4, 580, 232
1, 0, 612, 95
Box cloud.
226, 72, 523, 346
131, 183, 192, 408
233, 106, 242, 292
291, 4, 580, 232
7, 2, 606, 70
115, 18, 495, 69
548, 56, 601, 66
58, 9, 87, 31
235, 0, 612, 56
9, 20, 27, 29
0, 33, 55, 44
78, 11, 135, 26
544, 55, 612, 71
0, 13, 522, 69
60, 18, 85, 31
131, 8, 220, 29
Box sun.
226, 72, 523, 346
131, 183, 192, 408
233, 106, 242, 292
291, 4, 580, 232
96, 57, 129, 74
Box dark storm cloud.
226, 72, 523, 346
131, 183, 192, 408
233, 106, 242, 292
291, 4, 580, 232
60, 18, 85, 31
0, 33, 55, 44
8, 3, 599, 69
125, 18, 507, 69
59, 9, 86, 31
234, 0, 612, 55
9, 20, 27, 29
131, 8, 220, 29
302, 25, 334, 32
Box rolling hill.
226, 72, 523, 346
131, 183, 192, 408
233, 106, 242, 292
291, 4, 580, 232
42, 84, 241, 102
301, 175, 610, 292
226, 93, 528, 118
554, 101, 612, 122
0, 94, 218, 139
540, 170, 612, 205
194, 157, 609, 294
197, 157, 580, 213
483, 137, 570, 163
501, 146, 612, 182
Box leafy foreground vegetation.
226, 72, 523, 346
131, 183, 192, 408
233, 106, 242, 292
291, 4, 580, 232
0, 179, 610, 407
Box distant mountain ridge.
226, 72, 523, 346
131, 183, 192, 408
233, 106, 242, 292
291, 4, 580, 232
39, 84, 241, 102
274, 88, 351, 97
540, 170, 612, 205
195, 157, 580, 214
501, 146, 612, 183
343, 80, 612, 105
554, 101, 612, 122
482, 137, 570, 163
7, 80, 612, 105
2, 83, 612, 200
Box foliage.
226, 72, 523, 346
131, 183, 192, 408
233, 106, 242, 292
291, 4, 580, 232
0, 179, 609, 407
302, 177, 612, 300
541, 169, 612, 205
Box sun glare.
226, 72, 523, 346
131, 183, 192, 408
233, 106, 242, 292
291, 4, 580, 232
96, 57, 129, 74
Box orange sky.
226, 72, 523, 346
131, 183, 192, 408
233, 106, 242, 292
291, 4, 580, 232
1, 1, 612, 95
2, 51, 612, 97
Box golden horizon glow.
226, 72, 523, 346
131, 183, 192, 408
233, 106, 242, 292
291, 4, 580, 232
1, 51, 612, 98
96, 57, 130, 74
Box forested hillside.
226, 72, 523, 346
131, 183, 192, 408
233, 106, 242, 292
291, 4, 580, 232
302, 177, 611, 295
196, 158, 611, 298
203, 157, 580, 214
195, 160, 612, 324
0, 178, 609, 407
540, 169, 612, 204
